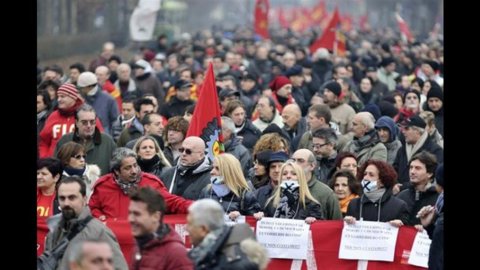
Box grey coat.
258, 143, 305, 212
43, 207, 127, 270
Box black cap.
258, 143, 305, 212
405, 115, 426, 129
324, 81, 342, 97
218, 88, 240, 99
284, 65, 303, 77
174, 79, 193, 90
268, 151, 289, 164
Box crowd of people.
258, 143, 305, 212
37, 22, 444, 269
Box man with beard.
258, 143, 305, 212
55, 104, 117, 176
89, 148, 192, 222
128, 187, 193, 270
322, 80, 355, 135
39, 176, 127, 270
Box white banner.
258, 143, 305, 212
256, 218, 309, 260
339, 221, 399, 262
129, 0, 162, 41
408, 231, 431, 268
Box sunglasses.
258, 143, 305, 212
179, 148, 194, 155
72, 154, 86, 160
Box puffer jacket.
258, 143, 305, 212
160, 157, 212, 200
130, 224, 193, 270
199, 186, 261, 215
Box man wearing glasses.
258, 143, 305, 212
55, 104, 117, 176
160, 136, 212, 200
311, 127, 339, 184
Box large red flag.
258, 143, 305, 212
254, 0, 270, 39
395, 13, 414, 43
310, 7, 344, 55
186, 63, 223, 162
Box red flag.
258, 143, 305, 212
310, 0, 326, 24
309, 7, 344, 55
186, 63, 224, 162
254, 0, 270, 39
277, 7, 289, 29
395, 13, 414, 43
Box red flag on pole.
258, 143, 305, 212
186, 63, 224, 162
254, 0, 270, 39
395, 13, 414, 43
309, 7, 344, 55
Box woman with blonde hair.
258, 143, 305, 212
56, 141, 100, 197
133, 135, 172, 179
199, 153, 262, 221
257, 161, 323, 224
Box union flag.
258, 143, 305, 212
186, 63, 224, 162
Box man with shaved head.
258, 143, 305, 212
342, 112, 387, 166
160, 136, 213, 200
291, 149, 342, 220
281, 104, 307, 151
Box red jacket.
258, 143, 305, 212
89, 172, 192, 221
38, 110, 104, 158
130, 225, 193, 270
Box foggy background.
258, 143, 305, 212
38, 0, 443, 61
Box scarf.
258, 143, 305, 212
188, 226, 226, 265
64, 166, 86, 177
234, 120, 246, 134
114, 173, 142, 195
135, 224, 170, 250
339, 194, 360, 214
405, 131, 428, 162
252, 175, 269, 189
37, 110, 48, 123
177, 159, 203, 176
364, 187, 386, 203
274, 188, 300, 219
351, 129, 379, 152
137, 155, 161, 173
435, 191, 444, 214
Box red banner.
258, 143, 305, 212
254, 0, 270, 39
101, 215, 427, 270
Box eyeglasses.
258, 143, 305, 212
72, 154, 86, 160
313, 143, 329, 149
179, 148, 195, 155
79, 120, 95, 126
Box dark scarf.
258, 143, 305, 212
177, 158, 203, 176
252, 175, 269, 189
114, 172, 142, 195
188, 226, 227, 265
435, 191, 444, 214
64, 166, 86, 176
135, 224, 170, 250
352, 129, 380, 151
137, 155, 161, 173
274, 188, 300, 219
